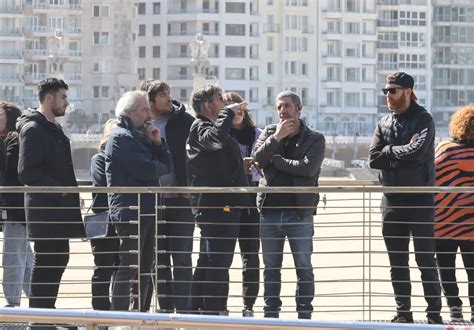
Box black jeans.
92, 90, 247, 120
191, 208, 240, 314
29, 239, 69, 308
381, 195, 442, 317
90, 223, 120, 310
235, 205, 260, 310
156, 197, 195, 312
110, 218, 155, 311
436, 238, 474, 314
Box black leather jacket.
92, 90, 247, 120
369, 101, 435, 191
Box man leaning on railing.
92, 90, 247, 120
368, 72, 443, 324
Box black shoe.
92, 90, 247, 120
391, 314, 414, 323
427, 315, 443, 324
450, 306, 464, 322
264, 311, 279, 318
298, 312, 311, 319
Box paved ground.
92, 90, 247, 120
0, 191, 471, 326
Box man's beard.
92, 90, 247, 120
387, 97, 404, 112
51, 106, 66, 117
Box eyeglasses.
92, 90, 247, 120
382, 87, 405, 95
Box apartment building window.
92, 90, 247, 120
92, 86, 109, 99
179, 89, 187, 101
92, 5, 109, 18
153, 46, 160, 58
153, 2, 161, 14
267, 0, 273, 4
139, 46, 146, 58
327, 90, 341, 106
225, 2, 245, 13
225, 68, 245, 80
93, 32, 109, 45
267, 36, 274, 51
345, 43, 359, 57
301, 88, 308, 106
92, 60, 110, 73
290, 61, 297, 75
414, 75, 426, 90
327, 20, 341, 33
345, 68, 359, 82
202, 23, 210, 34
179, 67, 187, 78
267, 87, 275, 105
301, 37, 308, 52
400, 11, 426, 26
152, 68, 160, 79
138, 24, 146, 36
180, 45, 187, 56
301, 63, 308, 76
327, 66, 341, 81
225, 46, 245, 58
327, 0, 341, 11
327, 41, 341, 56
49, 17, 64, 29
50, 0, 65, 5
400, 32, 425, 47
225, 24, 245, 36
250, 44, 258, 58
153, 24, 160, 36
346, 0, 359, 12
249, 88, 258, 102
345, 22, 360, 34
399, 54, 426, 69
137, 2, 146, 15
267, 62, 273, 75
345, 92, 360, 107
250, 66, 258, 80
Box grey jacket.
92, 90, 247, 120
252, 121, 325, 218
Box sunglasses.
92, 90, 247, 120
382, 87, 405, 95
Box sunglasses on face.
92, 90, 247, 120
382, 87, 405, 95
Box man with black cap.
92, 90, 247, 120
369, 72, 443, 324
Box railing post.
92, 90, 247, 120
368, 191, 372, 321
362, 189, 366, 321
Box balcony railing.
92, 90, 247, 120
263, 23, 279, 33
0, 28, 22, 36
376, 40, 398, 49
0, 5, 22, 13
167, 7, 219, 14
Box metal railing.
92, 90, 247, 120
0, 184, 473, 328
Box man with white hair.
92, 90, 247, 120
105, 90, 171, 311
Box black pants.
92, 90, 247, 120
191, 208, 240, 314
29, 239, 69, 308
110, 219, 155, 311
156, 197, 195, 312
90, 223, 120, 310
228, 204, 260, 311
436, 238, 474, 314
381, 195, 442, 317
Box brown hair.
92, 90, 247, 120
449, 105, 474, 142
191, 84, 222, 114
223, 92, 256, 128
0, 102, 22, 134
138, 79, 170, 103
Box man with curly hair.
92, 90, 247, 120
369, 72, 443, 324
434, 105, 474, 322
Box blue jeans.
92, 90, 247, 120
2, 222, 33, 306
260, 209, 314, 318
157, 197, 195, 312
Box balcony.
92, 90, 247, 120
167, 7, 218, 14
69, 4, 82, 11
0, 28, 23, 37
263, 23, 279, 33
65, 73, 82, 81
23, 73, 46, 84
68, 50, 82, 57
376, 62, 398, 70
167, 74, 193, 80
68, 27, 82, 35
376, 41, 398, 49
0, 5, 22, 14
167, 53, 189, 58
376, 20, 398, 27
0, 51, 23, 59
377, 0, 398, 4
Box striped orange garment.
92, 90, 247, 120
434, 140, 474, 239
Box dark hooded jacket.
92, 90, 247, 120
3, 132, 26, 224
163, 100, 195, 186
17, 108, 85, 240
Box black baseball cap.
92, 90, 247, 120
387, 72, 414, 89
